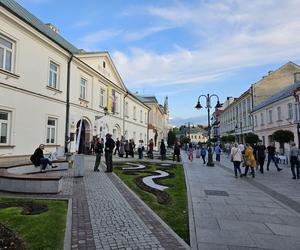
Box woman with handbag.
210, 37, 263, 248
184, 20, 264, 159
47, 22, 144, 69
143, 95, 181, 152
230, 143, 243, 178
243, 144, 256, 178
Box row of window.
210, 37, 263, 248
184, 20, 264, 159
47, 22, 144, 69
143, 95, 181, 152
254, 103, 294, 126
125, 102, 147, 123
1, 34, 147, 123
0, 110, 57, 145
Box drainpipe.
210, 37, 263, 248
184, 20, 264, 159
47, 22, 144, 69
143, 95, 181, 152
65, 55, 73, 154
123, 91, 129, 137
147, 108, 150, 150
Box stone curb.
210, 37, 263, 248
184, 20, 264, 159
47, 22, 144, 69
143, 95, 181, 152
181, 153, 198, 250
111, 171, 191, 250
64, 198, 72, 250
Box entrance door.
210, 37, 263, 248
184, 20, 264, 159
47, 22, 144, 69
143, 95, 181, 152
76, 119, 91, 154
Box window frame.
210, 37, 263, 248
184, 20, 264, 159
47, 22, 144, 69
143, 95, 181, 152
46, 117, 57, 144
80, 78, 87, 100
133, 106, 137, 120
99, 88, 105, 108
268, 109, 273, 124
48, 61, 59, 89
0, 110, 11, 145
288, 103, 293, 119
0, 34, 14, 73
260, 113, 264, 125
277, 106, 282, 121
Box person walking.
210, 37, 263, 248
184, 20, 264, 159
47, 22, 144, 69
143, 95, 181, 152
289, 142, 300, 179
187, 142, 194, 162
148, 139, 154, 159
266, 142, 282, 171
200, 146, 207, 164
114, 138, 120, 155
138, 140, 145, 159
230, 143, 243, 178
93, 138, 103, 172
243, 144, 256, 178
173, 140, 181, 162
125, 140, 130, 158
119, 137, 125, 157
214, 144, 221, 162
256, 140, 266, 173
104, 133, 115, 173
160, 139, 167, 161
129, 139, 135, 158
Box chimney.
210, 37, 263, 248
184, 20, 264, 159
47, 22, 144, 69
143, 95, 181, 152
294, 72, 300, 83
46, 23, 60, 33
268, 70, 273, 75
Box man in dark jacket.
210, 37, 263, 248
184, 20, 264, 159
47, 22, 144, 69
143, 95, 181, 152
114, 138, 120, 155
30, 144, 53, 171
105, 134, 115, 173
160, 139, 166, 161
93, 138, 103, 172
173, 140, 181, 162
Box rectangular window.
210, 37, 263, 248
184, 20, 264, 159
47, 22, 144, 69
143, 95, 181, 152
144, 112, 147, 123
254, 115, 258, 127
268, 110, 273, 123
48, 61, 59, 89
0, 34, 14, 72
46, 118, 57, 144
277, 106, 281, 121
260, 113, 264, 125
99, 88, 105, 108
115, 95, 119, 113
140, 110, 143, 123
80, 78, 87, 99
288, 103, 293, 119
133, 131, 136, 141
133, 106, 136, 120
0, 110, 10, 144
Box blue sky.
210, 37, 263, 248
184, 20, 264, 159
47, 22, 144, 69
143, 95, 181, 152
16, 0, 300, 126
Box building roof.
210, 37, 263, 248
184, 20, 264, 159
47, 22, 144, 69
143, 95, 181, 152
253, 81, 300, 112
136, 95, 158, 104
1, 0, 81, 53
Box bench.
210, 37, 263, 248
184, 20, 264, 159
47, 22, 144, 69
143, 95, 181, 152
0, 160, 68, 194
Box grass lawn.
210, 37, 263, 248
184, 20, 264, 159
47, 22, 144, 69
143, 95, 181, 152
114, 161, 189, 244
0, 197, 67, 250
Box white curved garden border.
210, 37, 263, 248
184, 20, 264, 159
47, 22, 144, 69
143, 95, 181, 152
142, 170, 169, 191
122, 163, 146, 170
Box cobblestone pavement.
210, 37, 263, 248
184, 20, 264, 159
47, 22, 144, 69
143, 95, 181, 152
182, 151, 300, 250
0, 154, 189, 249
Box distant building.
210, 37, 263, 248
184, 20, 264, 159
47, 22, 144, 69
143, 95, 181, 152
253, 80, 300, 151
220, 62, 300, 143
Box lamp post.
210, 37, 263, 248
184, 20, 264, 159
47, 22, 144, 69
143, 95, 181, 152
195, 94, 222, 166
235, 121, 243, 143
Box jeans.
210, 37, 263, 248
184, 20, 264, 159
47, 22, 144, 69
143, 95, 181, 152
258, 157, 265, 173
105, 152, 113, 172
40, 158, 52, 170
233, 161, 242, 176
216, 154, 220, 162
244, 166, 255, 177
94, 153, 101, 171
173, 153, 180, 162
267, 155, 279, 169
290, 156, 300, 178
201, 155, 206, 164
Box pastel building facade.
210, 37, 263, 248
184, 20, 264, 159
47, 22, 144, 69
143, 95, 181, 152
0, 0, 150, 158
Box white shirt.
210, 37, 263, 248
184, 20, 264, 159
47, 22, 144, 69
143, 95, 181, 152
231, 147, 242, 162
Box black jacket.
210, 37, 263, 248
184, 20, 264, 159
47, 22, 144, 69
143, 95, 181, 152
30, 148, 44, 166
94, 142, 103, 154
105, 138, 115, 153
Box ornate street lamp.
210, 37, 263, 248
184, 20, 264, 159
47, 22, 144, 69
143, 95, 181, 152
195, 94, 222, 166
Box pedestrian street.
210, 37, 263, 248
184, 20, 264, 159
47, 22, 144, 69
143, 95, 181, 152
182, 151, 300, 250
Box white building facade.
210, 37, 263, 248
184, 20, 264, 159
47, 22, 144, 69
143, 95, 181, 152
0, 0, 149, 157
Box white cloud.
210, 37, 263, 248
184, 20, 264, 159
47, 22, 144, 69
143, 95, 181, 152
112, 0, 300, 88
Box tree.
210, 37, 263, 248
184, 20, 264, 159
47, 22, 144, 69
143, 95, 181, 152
180, 137, 190, 145
221, 135, 228, 143
227, 135, 236, 143
167, 129, 176, 147
245, 133, 259, 145
272, 130, 294, 154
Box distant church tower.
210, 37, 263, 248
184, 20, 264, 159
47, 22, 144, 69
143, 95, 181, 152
164, 96, 169, 115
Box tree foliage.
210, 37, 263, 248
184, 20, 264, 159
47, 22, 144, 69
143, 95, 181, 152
167, 129, 177, 147
272, 130, 294, 154
227, 135, 236, 143
245, 133, 259, 144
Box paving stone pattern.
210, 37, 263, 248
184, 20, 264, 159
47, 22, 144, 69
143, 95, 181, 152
182, 151, 300, 250
84, 158, 164, 250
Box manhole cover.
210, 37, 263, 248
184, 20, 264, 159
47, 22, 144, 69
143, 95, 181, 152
204, 190, 229, 196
